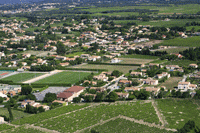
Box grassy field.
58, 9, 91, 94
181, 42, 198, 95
71, 64, 139, 73
1, 73, 44, 83
163, 60, 198, 67
83, 118, 173, 133
34, 71, 91, 84
158, 36, 200, 47
120, 54, 159, 59
66, 52, 86, 57
118, 58, 154, 64
159, 77, 182, 90
157, 47, 189, 54
156, 99, 200, 129
0, 108, 31, 121
149, 59, 168, 64
0, 124, 14, 132
186, 26, 200, 31
35, 101, 159, 132
21, 50, 56, 56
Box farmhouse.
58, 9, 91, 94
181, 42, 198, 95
178, 82, 197, 92
57, 86, 85, 102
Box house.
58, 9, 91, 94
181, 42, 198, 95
56, 56, 66, 61
59, 62, 69, 66
0, 117, 4, 124
110, 53, 121, 57
166, 65, 180, 70
115, 92, 129, 98
84, 93, 97, 99
142, 78, 158, 85
80, 54, 91, 59
57, 86, 85, 102
118, 80, 132, 85
110, 58, 121, 63
83, 80, 97, 85
21, 100, 35, 108
88, 56, 101, 62
149, 63, 159, 67
144, 87, 160, 93
189, 64, 198, 68
156, 72, 170, 79
130, 72, 142, 76
178, 82, 197, 92
93, 73, 108, 81
90, 87, 106, 92
124, 87, 140, 92
8, 91, 16, 96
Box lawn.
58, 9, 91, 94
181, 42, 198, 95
158, 36, 200, 47
0, 108, 31, 121
159, 77, 182, 90
156, 99, 200, 129
34, 71, 91, 84
83, 118, 173, 133
163, 60, 198, 67
1, 73, 44, 83
120, 54, 159, 59
35, 101, 159, 132
71, 64, 139, 73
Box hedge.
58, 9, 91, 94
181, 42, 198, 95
88, 62, 141, 66
56, 66, 108, 72
0, 67, 17, 71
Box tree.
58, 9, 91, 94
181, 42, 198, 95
21, 85, 32, 95
6, 103, 13, 122
38, 106, 45, 113
56, 41, 66, 55
26, 94, 36, 100
111, 70, 121, 77
0, 97, 3, 103
43, 93, 57, 103
194, 89, 200, 99
132, 79, 139, 86
84, 95, 94, 102
137, 90, 150, 100
107, 92, 118, 102
73, 97, 81, 103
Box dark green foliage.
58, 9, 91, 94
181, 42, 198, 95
7, 103, 13, 122
43, 93, 57, 103
24, 103, 37, 114
111, 70, 122, 77
26, 94, 36, 100
21, 85, 32, 95
56, 41, 66, 55
107, 92, 118, 102
73, 97, 81, 103
84, 95, 94, 102
177, 120, 199, 133
0, 97, 3, 103
193, 89, 200, 99
38, 106, 45, 113
30, 64, 55, 72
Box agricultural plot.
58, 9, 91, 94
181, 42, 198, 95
0, 108, 31, 121
12, 104, 89, 125
1, 73, 44, 83
158, 36, 200, 47
120, 54, 159, 59
159, 77, 182, 90
157, 47, 189, 54
156, 99, 200, 129
35, 101, 160, 132
2, 126, 45, 133
34, 71, 91, 84
66, 52, 86, 57
116, 58, 154, 65
83, 118, 173, 133
0, 124, 14, 132
163, 60, 198, 67
72, 64, 139, 73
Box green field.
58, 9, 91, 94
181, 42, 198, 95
66, 52, 86, 57
157, 47, 189, 54
120, 54, 159, 59
158, 36, 200, 47
0, 108, 31, 121
2, 126, 45, 133
1, 73, 44, 83
71, 64, 139, 73
163, 60, 198, 67
156, 99, 200, 129
83, 118, 173, 133
0, 124, 14, 132
159, 77, 182, 90
35, 101, 159, 132
34, 71, 91, 84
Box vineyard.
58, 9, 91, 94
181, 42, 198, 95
83, 118, 173, 133
12, 104, 89, 125
156, 99, 200, 129
2, 126, 45, 133
0, 124, 14, 132
34, 101, 160, 132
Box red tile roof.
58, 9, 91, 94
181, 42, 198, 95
64, 86, 85, 93
57, 92, 73, 99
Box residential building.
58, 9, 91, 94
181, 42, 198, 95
118, 80, 132, 85
156, 72, 170, 79
115, 92, 129, 98
189, 64, 198, 68
130, 72, 142, 76
124, 87, 140, 92
178, 82, 197, 92
142, 78, 158, 85
110, 58, 121, 63
93, 73, 108, 81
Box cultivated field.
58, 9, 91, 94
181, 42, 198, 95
156, 99, 200, 129
120, 54, 159, 59
158, 36, 200, 47
159, 77, 182, 90
1, 73, 44, 83
0, 108, 31, 121
2, 126, 46, 133
21, 50, 56, 57
83, 118, 173, 133
163, 60, 198, 67
34, 71, 91, 84
118, 58, 154, 64
71, 64, 139, 73
157, 47, 189, 54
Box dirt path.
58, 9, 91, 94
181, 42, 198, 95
25, 124, 60, 133
152, 100, 166, 126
